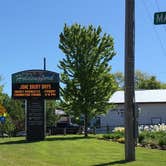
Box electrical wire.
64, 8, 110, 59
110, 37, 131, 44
141, 0, 166, 56
141, 0, 166, 78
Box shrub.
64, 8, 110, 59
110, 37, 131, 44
138, 133, 145, 143
103, 134, 111, 140
138, 130, 166, 149
117, 137, 125, 143
158, 136, 166, 146
102, 129, 124, 141
102, 125, 166, 149
110, 131, 124, 140
113, 127, 125, 133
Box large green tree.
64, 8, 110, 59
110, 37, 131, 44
2, 94, 25, 133
0, 114, 15, 137
136, 76, 161, 89
0, 78, 16, 136
0, 76, 4, 104
59, 24, 117, 137
113, 72, 124, 89
114, 70, 165, 90
46, 100, 61, 127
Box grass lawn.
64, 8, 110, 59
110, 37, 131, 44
0, 135, 165, 166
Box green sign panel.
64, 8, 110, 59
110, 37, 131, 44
154, 12, 166, 25
12, 70, 59, 84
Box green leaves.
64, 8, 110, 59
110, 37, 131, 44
46, 101, 61, 127
114, 70, 165, 90
59, 24, 117, 135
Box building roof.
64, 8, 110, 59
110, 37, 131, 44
109, 89, 166, 104
55, 109, 66, 115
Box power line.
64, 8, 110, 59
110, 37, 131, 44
141, 0, 166, 56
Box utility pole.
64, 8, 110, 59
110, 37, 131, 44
124, 0, 135, 161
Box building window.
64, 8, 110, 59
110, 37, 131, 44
94, 117, 101, 128
151, 118, 161, 125
117, 109, 124, 117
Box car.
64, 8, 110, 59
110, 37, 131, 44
0, 133, 9, 137
47, 122, 80, 135
82, 127, 94, 134
16, 131, 26, 136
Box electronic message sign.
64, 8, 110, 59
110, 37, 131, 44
12, 69, 59, 141
12, 70, 59, 99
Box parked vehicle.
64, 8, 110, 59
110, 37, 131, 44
0, 133, 8, 137
16, 131, 26, 136
47, 122, 80, 135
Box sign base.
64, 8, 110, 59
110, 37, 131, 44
26, 98, 45, 141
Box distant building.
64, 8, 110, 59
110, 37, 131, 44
55, 109, 70, 123
93, 90, 166, 133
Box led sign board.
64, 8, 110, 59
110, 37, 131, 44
12, 70, 59, 99
12, 69, 59, 141
12, 83, 59, 99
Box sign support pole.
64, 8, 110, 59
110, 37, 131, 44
44, 57, 46, 70
124, 0, 136, 161
26, 98, 45, 141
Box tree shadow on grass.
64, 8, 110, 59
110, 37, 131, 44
0, 139, 32, 145
46, 135, 94, 142
0, 135, 94, 145
93, 160, 130, 166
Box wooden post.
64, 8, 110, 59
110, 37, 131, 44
124, 0, 136, 161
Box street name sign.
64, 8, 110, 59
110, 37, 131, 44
154, 12, 166, 25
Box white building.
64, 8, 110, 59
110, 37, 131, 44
94, 90, 166, 133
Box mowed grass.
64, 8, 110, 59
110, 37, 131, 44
0, 135, 166, 166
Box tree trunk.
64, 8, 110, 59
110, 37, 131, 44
84, 112, 88, 137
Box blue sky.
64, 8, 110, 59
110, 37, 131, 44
0, 0, 166, 96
